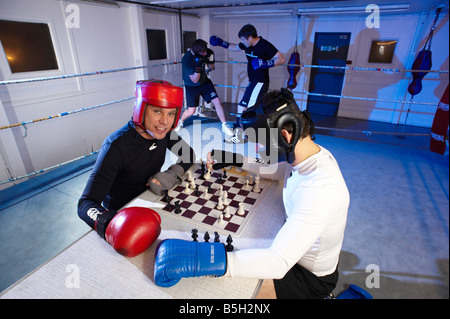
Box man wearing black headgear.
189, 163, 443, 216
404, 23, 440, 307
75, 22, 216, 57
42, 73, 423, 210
207, 88, 350, 298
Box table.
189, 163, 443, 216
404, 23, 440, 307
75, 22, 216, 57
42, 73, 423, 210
1, 176, 285, 299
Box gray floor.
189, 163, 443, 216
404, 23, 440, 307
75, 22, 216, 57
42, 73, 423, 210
0, 109, 448, 299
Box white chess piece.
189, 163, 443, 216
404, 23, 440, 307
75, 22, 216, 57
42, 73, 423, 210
202, 187, 209, 199
253, 175, 261, 193
222, 191, 229, 205
244, 180, 251, 190
190, 178, 196, 189
184, 182, 192, 194
237, 203, 245, 216
204, 168, 211, 180
219, 213, 224, 225
219, 185, 223, 197
217, 196, 224, 210
187, 170, 192, 182
224, 207, 231, 218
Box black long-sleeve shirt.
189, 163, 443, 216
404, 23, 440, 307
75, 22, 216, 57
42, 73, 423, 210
78, 121, 195, 228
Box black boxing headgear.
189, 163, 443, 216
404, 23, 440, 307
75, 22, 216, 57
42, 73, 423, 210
241, 88, 304, 164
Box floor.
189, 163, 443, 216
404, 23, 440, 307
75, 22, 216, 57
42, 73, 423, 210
0, 103, 448, 299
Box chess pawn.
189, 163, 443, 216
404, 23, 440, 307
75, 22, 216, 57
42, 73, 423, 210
187, 170, 193, 182
244, 180, 251, 190
216, 196, 224, 210
224, 207, 231, 218
202, 187, 210, 199
204, 168, 211, 180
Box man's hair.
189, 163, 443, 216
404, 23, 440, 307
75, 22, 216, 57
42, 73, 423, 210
238, 24, 257, 39
191, 39, 207, 54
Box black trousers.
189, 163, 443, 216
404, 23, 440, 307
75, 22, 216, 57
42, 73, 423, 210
274, 264, 339, 299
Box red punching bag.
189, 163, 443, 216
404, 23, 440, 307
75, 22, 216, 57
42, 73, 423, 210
430, 85, 449, 155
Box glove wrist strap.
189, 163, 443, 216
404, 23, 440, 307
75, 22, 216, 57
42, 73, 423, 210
95, 210, 117, 239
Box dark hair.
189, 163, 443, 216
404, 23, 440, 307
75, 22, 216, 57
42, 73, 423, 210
238, 24, 257, 39
191, 39, 207, 54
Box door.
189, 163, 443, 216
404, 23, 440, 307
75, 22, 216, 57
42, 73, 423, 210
307, 32, 351, 116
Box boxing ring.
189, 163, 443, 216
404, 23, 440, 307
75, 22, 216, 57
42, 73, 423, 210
0, 59, 448, 299
1, 60, 447, 186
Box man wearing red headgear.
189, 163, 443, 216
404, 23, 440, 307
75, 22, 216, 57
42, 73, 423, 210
77, 80, 195, 256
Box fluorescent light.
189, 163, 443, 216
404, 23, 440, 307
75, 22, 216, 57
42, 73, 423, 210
212, 9, 293, 18
298, 4, 410, 15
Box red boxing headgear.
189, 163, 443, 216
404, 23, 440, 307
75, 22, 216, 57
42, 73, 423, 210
132, 80, 184, 130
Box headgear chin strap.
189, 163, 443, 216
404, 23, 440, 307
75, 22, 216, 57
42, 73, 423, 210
241, 88, 304, 164
133, 80, 184, 130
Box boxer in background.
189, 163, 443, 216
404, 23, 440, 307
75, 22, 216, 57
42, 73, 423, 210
210, 24, 285, 143
175, 39, 234, 137
77, 80, 196, 255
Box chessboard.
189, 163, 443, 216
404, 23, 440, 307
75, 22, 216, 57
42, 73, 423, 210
153, 164, 270, 237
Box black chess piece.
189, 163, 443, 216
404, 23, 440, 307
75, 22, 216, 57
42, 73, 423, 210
222, 170, 227, 179
214, 231, 220, 242
174, 200, 181, 214
194, 185, 200, 196
226, 235, 234, 252
191, 229, 198, 242
204, 231, 210, 242
163, 190, 170, 203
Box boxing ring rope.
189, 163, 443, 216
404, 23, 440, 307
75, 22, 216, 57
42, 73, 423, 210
1, 60, 447, 185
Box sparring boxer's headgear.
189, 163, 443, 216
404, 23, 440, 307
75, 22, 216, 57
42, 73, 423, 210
133, 80, 184, 130
241, 88, 314, 164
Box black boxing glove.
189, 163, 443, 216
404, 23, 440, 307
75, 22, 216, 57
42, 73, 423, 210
193, 54, 205, 73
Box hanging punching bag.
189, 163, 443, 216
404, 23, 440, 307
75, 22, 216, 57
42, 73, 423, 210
430, 85, 449, 155
287, 49, 300, 89
407, 49, 432, 96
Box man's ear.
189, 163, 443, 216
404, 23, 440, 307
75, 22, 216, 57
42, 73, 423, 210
281, 129, 292, 144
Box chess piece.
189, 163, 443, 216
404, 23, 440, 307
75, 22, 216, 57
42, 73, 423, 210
194, 185, 200, 196
184, 182, 192, 194
219, 213, 224, 225
222, 170, 227, 179
222, 191, 229, 205
190, 178, 196, 190
191, 229, 198, 242
224, 207, 231, 218
217, 196, 224, 210
225, 235, 234, 252
214, 232, 220, 242
187, 170, 193, 182
253, 175, 261, 193
244, 180, 251, 190
204, 231, 210, 242
237, 202, 245, 216
204, 168, 211, 180
174, 200, 181, 214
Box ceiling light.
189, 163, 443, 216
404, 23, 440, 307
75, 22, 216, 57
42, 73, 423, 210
212, 9, 293, 18
298, 4, 410, 15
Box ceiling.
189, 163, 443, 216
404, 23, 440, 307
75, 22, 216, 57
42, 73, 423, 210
113, 0, 448, 14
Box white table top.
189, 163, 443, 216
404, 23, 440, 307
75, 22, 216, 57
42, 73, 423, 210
1, 176, 285, 299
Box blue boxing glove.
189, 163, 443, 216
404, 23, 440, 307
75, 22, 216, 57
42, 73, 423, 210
252, 58, 275, 70
210, 35, 229, 49
154, 239, 227, 287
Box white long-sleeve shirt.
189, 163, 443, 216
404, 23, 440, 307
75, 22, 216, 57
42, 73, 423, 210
226, 145, 350, 279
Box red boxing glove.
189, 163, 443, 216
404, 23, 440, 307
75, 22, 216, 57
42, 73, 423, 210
103, 207, 161, 257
